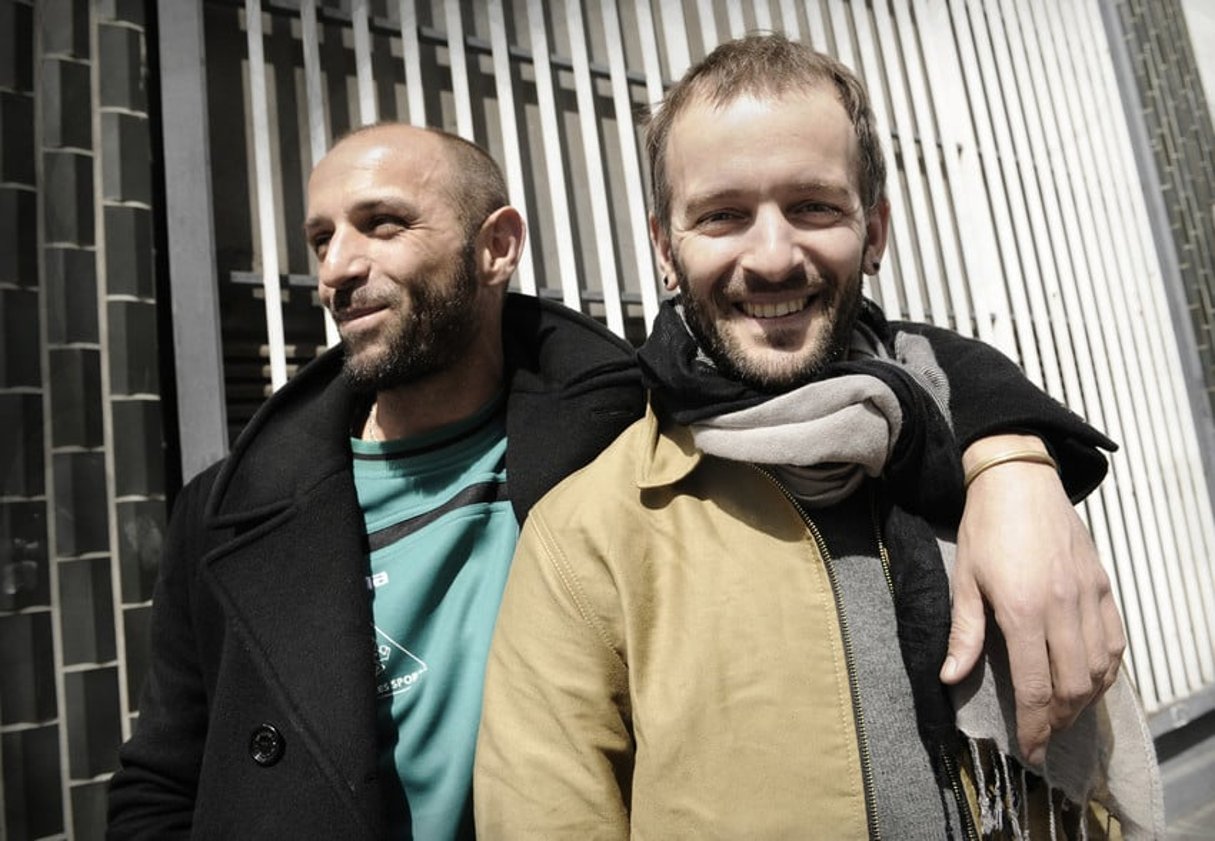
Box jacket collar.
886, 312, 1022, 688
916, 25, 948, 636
635, 403, 703, 489
205, 346, 359, 528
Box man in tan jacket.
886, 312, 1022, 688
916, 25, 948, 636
476, 36, 1160, 839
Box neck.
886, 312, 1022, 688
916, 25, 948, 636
367, 349, 504, 441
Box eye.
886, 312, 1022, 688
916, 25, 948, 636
368, 215, 407, 236
695, 209, 746, 232
791, 202, 844, 225
309, 233, 331, 258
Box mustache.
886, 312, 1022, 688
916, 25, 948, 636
729, 267, 828, 296
329, 288, 392, 316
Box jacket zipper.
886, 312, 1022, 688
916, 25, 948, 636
752, 466, 882, 840
868, 495, 895, 597
938, 746, 981, 841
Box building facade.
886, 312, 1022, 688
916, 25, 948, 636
2, 0, 1214, 836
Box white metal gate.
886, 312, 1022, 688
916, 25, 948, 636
220, 0, 1215, 722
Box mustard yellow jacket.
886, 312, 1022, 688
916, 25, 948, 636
474, 403, 1154, 839
476, 405, 906, 839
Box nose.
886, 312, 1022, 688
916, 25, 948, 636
317, 226, 370, 291
738, 206, 802, 284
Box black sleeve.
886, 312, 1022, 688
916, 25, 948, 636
891, 320, 1117, 503
107, 469, 218, 840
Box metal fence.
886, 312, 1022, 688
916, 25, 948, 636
186, 0, 1215, 721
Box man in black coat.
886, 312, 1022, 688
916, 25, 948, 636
108, 123, 1123, 839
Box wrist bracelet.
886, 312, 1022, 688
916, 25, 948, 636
963, 449, 1059, 489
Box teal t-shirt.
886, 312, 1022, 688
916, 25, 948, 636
351, 396, 517, 840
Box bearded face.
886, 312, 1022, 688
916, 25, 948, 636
333, 244, 480, 392
674, 253, 864, 392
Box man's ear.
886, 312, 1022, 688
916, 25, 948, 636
649, 213, 679, 291
862, 197, 891, 276
476, 206, 526, 289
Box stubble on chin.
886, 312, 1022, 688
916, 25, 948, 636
338, 257, 480, 394
678, 273, 862, 393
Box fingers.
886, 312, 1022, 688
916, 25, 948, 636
1004, 628, 1052, 767
941, 574, 986, 684
1098, 581, 1127, 691
1045, 575, 1098, 733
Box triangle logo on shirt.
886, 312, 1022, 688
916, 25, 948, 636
374, 625, 429, 699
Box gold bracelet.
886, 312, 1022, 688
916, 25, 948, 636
963, 449, 1059, 489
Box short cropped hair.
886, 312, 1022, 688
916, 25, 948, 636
644, 34, 887, 232
341, 122, 509, 238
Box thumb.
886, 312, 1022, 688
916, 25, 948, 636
941, 576, 986, 684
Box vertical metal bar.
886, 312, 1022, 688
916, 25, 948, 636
778, 0, 803, 40
882, 1, 972, 334
752, 0, 773, 31
444, 0, 475, 139
656, 0, 692, 76
565, 0, 624, 334
913, 0, 1008, 349
352, 0, 378, 124
299, 0, 328, 166
602, 0, 660, 328
973, 0, 1067, 394
726, 2, 746, 37
244, 0, 288, 390
398, 0, 427, 126
947, 0, 1043, 384
526, 0, 582, 312
158, 0, 229, 476
801, 0, 830, 53
299, 0, 340, 346
487, 0, 537, 294
827, 0, 855, 67
634, 0, 667, 105
869, 1, 949, 326
847, 0, 924, 322
699, 0, 714, 54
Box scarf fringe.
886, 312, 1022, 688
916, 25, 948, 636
965, 738, 1111, 840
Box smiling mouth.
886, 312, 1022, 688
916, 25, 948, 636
333, 304, 387, 324
737, 296, 812, 319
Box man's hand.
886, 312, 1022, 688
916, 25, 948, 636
940, 433, 1126, 766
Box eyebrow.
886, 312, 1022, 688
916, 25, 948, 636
303, 196, 419, 234
682, 180, 854, 214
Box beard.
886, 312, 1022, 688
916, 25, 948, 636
336, 245, 481, 393
676, 258, 863, 393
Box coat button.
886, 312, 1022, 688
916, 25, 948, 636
249, 723, 285, 767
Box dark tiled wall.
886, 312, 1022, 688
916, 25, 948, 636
0, 0, 164, 837
1116, 0, 1215, 413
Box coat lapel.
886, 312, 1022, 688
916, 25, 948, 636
200, 349, 382, 834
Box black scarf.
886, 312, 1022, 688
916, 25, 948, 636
638, 296, 966, 523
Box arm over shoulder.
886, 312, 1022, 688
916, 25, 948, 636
892, 321, 1116, 502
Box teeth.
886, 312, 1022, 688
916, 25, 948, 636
740, 297, 809, 319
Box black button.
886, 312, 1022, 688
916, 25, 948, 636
249, 723, 285, 767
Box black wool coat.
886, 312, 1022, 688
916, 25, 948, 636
106, 294, 646, 840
